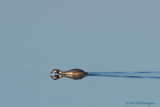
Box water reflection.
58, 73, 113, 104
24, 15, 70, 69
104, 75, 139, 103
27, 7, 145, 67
50, 70, 160, 80
50, 75, 85, 80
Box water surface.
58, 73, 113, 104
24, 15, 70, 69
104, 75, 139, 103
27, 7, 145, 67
1, 0, 160, 107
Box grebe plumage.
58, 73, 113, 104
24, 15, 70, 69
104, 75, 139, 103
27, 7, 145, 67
50, 69, 88, 76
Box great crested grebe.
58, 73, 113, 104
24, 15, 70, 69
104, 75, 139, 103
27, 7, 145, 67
50, 69, 160, 80
50, 68, 88, 76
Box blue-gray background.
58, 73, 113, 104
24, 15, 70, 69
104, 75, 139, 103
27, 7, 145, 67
0, 0, 160, 107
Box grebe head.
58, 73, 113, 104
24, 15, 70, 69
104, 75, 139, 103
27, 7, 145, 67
50, 69, 60, 74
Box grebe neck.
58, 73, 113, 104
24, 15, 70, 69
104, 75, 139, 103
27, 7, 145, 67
59, 71, 64, 74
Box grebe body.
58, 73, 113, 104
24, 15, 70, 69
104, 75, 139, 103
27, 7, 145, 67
60, 69, 88, 75
51, 69, 88, 76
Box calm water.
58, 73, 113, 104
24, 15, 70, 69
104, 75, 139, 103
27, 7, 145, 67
1, 0, 160, 107
1, 68, 160, 107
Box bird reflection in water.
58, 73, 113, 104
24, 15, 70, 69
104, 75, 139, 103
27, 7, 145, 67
50, 75, 85, 80
50, 68, 160, 80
